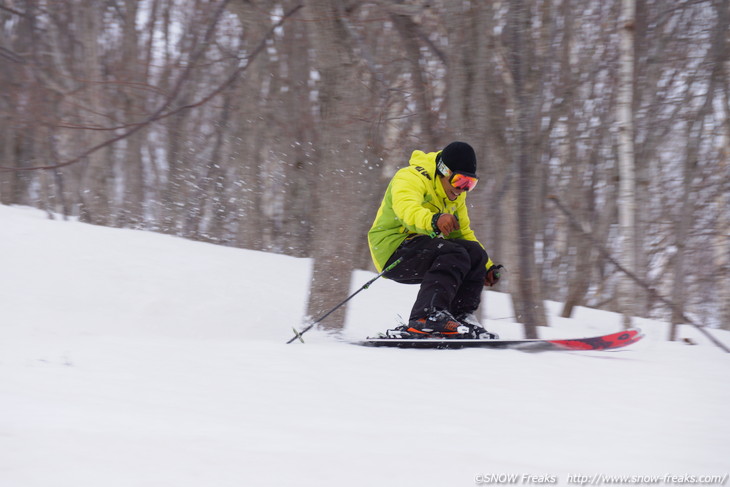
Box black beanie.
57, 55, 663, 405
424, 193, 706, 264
439, 141, 477, 175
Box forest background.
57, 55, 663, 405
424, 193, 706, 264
1, 0, 728, 338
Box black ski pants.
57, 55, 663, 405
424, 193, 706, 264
383, 235, 489, 320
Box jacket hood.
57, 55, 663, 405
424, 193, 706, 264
408, 149, 454, 203
408, 150, 439, 176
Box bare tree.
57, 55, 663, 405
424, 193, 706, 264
302, 0, 376, 330
1, 0, 727, 335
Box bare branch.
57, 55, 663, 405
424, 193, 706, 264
0, 2, 304, 173
549, 194, 730, 353
0, 2, 28, 18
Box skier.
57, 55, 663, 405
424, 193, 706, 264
368, 141, 502, 339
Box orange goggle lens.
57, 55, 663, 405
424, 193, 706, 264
450, 173, 479, 191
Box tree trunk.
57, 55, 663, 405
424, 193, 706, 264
78, 2, 112, 226
389, 12, 438, 148
505, 0, 548, 338
719, 32, 730, 331
303, 0, 373, 331
229, 2, 269, 251
278, 4, 315, 257
119, 0, 145, 228
616, 0, 638, 327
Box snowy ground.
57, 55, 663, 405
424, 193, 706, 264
1, 205, 728, 487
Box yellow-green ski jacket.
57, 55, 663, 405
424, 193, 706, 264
368, 149, 493, 272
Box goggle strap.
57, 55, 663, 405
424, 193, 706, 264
437, 159, 452, 178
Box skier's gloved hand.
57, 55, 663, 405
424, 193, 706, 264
432, 213, 460, 236
484, 264, 503, 287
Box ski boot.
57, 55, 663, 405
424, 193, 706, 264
455, 312, 500, 339
402, 309, 471, 338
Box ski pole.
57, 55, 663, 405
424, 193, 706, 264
286, 255, 408, 344
287, 239, 427, 344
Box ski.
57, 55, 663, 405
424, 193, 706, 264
361, 328, 644, 351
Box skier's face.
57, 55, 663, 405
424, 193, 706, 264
440, 175, 465, 201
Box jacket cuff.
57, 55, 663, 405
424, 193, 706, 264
431, 213, 442, 234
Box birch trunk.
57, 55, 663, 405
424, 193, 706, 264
714, 0, 730, 331
720, 68, 730, 330
616, 0, 637, 326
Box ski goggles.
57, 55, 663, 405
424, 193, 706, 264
437, 160, 479, 192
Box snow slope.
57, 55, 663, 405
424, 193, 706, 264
1, 205, 728, 487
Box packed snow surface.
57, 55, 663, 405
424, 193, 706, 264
1, 205, 728, 487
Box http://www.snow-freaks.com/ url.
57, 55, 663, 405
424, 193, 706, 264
474, 473, 728, 486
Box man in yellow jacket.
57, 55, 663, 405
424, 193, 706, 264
368, 141, 501, 339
